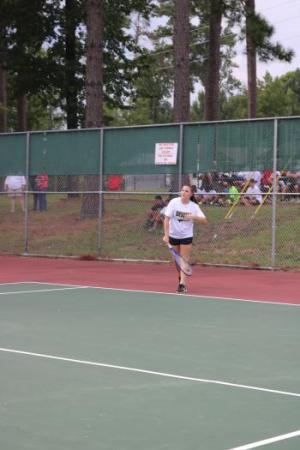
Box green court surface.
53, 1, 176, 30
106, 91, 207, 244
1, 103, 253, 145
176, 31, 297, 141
0, 283, 299, 450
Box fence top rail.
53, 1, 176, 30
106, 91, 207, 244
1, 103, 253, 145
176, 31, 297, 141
102, 114, 300, 130
1, 114, 300, 137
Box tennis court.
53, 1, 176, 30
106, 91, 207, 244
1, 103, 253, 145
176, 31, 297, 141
1, 280, 299, 450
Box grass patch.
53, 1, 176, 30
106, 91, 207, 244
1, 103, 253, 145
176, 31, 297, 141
0, 194, 299, 269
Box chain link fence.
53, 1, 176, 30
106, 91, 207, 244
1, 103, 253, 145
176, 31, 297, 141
0, 117, 299, 269
0, 174, 299, 269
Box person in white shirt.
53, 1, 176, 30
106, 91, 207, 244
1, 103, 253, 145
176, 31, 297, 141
243, 171, 262, 184
240, 178, 262, 206
163, 185, 208, 293
4, 175, 26, 213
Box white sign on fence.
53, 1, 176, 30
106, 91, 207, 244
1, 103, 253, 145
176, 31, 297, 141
155, 143, 178, 165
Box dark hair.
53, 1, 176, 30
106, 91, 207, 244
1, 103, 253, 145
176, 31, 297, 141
190, 194, 198, 204
154, 195, 162, 200
182, 185, 198, 204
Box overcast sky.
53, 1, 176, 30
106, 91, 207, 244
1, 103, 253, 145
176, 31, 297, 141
235, 0, 300, 82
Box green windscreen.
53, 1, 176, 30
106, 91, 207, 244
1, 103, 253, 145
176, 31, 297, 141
183, 120, 274, 173
214, 120, 274, 171
183, 123, 215, 173
0, 133, 27, 176
30, 130, 100, 175
278, 118, 300, 170
103, 125, 180, 174
1, 117, 300, 176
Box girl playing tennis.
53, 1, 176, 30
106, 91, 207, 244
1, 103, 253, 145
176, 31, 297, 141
163, 185, 208, 293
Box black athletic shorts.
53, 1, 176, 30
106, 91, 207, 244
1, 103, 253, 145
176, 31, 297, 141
169, 236, 193, 246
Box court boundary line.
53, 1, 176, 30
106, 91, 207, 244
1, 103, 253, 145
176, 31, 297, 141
227, 429, 300, 450
5, 280, 299, 307
0, 281, 79, 287
0, 286, 88, 296
0, 347, 300, 399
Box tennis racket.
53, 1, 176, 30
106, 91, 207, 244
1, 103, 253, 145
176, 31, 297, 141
167, 244, 193, 276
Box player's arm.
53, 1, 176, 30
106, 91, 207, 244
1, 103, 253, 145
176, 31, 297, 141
187, 214, 208, 224
185, 207, 208, 224
163, 216, 170, 243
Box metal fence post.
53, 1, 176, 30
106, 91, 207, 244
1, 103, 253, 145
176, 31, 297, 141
24, 132, 30, 254
97, 127, 104, 255
271, 118, 278, 269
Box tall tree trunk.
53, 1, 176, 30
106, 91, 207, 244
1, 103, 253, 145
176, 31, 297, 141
65, 0, 79, 196
65, 0, 78, 129
173, 0, 190, 122
17, 94, 27, 131
85, 0, 103, 128
0, 52, 7, 132
245, 0, 257, 118
81, 0, 104, 218
204, 0, 222, 121
171, 0, 190, 190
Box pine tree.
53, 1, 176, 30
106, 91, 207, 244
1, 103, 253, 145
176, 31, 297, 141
173, 0, 190, 122
241, 0, 294, 118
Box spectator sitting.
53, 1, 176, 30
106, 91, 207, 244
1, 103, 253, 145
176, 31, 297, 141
231, 173, 245, 189
197, 185, 218, 205
260, 170, 284, 203
260, 169, 273, 192
144, 195, 166, 231
191, 185, 200, 203
227, 179, 240, 205
155, 198, 171, 230
247, 171, 262, 184
240, 179, 262, 206
283, 171, 300, 201
213, 179, 229, 206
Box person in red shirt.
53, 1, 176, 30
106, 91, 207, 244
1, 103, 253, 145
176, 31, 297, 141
36, 171, 49, 211
107, 175, 123, 191
260, 169, 272, 192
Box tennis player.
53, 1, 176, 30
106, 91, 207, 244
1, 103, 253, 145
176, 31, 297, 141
163, 185, 208, 293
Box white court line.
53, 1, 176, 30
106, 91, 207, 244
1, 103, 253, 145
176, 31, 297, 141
0, 287, 88, 296
19, 281, 300, 307
0, 281, 77, 287
228, 429, 300, 450
0, 347, 300, 399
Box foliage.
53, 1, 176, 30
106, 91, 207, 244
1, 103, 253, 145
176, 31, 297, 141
0, 0, 154, 130
257, 71, 300, 117
7, 94, 64, 131
239, 4, 294, 64
0, 0, 298, 130
0, 0, 60, 129
191, 69, 300, 120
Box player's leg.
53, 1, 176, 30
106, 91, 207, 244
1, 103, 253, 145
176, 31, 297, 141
169, 237, 181, 289
178, 243, 192, 293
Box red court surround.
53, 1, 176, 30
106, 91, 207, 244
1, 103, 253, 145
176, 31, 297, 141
0, 255, 299, 304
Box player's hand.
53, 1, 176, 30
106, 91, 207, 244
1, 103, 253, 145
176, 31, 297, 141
162, 235, 169, 244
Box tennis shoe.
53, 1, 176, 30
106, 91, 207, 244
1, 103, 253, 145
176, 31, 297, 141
176, 283, 187, 294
